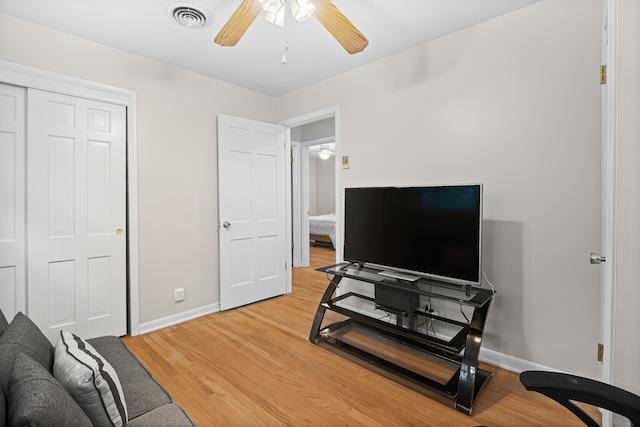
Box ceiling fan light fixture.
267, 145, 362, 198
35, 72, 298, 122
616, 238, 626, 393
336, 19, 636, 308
318, 148, 332, 160
258, 0, 280, 12
290, 0, 316, 23
268, 8, 286, 26
259, 0, 285, 26
259, 0, 315, 27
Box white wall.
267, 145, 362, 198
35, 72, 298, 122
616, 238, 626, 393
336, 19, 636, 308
0, 13, 278, 324
300, 117, 335, 141
277, 0, 603, 377
614, 0, 640, 398
308, 158, 318, 215
309, 157, 336, 215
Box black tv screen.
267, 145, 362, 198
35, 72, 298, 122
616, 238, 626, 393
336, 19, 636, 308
344, 185, 483, 285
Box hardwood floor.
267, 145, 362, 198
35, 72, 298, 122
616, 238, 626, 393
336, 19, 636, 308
123, 246, 593, 426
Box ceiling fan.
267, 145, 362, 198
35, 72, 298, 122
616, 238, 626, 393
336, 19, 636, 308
214, 0, 368, 54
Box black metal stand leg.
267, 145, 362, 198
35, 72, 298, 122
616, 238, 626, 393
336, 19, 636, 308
455, 301, 491, 415
309, 275, 342, 342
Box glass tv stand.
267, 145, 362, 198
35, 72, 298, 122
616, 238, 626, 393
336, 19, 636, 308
309, 263, 495, 415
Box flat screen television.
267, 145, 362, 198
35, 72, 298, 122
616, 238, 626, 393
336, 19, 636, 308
344, 184, 483, 286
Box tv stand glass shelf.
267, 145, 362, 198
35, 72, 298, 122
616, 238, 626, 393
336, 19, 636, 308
309, 263, 495, 415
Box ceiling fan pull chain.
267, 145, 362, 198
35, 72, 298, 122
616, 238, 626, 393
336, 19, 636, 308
282, 3, 289, 65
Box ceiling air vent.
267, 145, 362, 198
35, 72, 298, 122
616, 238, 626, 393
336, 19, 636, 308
168, 3, 211, 28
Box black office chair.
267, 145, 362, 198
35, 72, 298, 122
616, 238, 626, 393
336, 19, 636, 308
519, 370, 640, 427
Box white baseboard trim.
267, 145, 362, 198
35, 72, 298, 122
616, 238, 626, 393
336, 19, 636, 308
138, 303, 220, 335
479, 347, 564, 374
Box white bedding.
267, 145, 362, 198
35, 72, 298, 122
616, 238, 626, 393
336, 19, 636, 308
309, 213, 336, 248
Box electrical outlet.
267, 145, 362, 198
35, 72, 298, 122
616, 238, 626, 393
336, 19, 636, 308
173, 288, 185, 303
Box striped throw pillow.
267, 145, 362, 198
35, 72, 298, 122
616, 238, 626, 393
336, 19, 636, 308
53, 331, 128, 427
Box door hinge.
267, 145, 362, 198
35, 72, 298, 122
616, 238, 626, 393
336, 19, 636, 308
600, 65, 607, 85
597, 343, 604, 362
290, 156, 294, 164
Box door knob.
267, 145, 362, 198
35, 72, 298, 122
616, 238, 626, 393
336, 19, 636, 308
222, 221, 231, 230
116, 228, 123, 235
590, 252, 606, 264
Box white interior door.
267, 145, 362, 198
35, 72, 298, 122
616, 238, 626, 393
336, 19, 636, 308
218, 114, 287, 311
0, 83, 26, 318
27, 88, 127, 342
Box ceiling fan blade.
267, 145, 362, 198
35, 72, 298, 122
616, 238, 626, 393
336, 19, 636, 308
214, 0, 262, 47
314, 0, 368, 54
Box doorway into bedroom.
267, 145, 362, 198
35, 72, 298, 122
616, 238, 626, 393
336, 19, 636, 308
285, 108, 339, 269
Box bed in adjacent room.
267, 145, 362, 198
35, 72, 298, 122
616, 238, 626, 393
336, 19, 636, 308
309, 213, 336, 249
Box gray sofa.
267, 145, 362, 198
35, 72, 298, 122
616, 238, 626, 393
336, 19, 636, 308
0, 309, 195, 426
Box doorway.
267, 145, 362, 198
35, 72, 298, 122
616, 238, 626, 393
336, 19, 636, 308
281, 106, 341, 269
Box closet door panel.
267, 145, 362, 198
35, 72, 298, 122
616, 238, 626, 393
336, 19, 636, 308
27, 88, 126, 342
0, 83, 26, 318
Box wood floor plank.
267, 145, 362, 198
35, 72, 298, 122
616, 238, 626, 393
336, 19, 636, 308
123, 246, 598, 426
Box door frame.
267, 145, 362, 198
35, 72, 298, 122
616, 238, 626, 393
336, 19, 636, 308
290, 141, 311, 267
290, 141, 303, 266
600, 0, 617, 423
0, 60, 141, 335
281, 105, 341, 265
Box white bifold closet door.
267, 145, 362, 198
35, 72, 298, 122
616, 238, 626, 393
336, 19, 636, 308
9, 87, 127, 343
0, 83, 26, 319
0, 85, 127, 342
26, 88, 127, 342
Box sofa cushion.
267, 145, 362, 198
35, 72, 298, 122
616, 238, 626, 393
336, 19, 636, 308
54, 331, 128, 427
7, 352, 93, 427
0, 312, 54, 393
126, 403, 196, 427
88, 336, 173, 419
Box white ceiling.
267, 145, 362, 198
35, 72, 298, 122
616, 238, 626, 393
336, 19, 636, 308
0, 0, 539, 96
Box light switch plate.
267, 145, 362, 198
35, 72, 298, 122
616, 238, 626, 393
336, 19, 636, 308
342, 156, 350, 169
